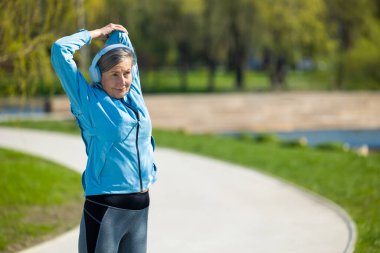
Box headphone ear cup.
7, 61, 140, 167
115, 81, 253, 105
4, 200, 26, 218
89, 64, 96, 83
94, 65, 101, 83
89, 63, 101, 84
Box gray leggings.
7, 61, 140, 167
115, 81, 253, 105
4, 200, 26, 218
78, 200, 149, 253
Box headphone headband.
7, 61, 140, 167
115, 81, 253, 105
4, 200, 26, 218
89, 44, 136, 84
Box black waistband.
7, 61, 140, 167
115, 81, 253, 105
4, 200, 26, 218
86, 191, 150, 210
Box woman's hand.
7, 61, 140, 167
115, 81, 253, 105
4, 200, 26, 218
89, 23, 128, 40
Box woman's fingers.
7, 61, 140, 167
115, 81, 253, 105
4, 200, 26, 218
90, 23, 128, 40
113, 24, 128, 34
108, 23, 126, 32
96, 23, 129, 40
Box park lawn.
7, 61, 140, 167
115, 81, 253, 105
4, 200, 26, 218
0, 148, 83, 253
140, 68, 332, 93
0, 68, 367, 97
1, 68, 376, 98
0, 120, 379, 253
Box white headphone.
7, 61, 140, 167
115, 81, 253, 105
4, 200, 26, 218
89, 43, 136, 84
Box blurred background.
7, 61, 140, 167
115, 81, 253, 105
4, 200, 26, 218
1, 0, 380, 96
1, 0, 379, 150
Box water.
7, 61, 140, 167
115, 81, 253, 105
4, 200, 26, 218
0, 105, 47, 121
0, 107, 45, 114
275, 129, 380, 150
226, 129, 380, 150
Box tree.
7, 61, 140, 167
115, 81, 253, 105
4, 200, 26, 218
202, 0, 232, 91
254, 0, 331, 89
343, 12, 380, 88
324, 0, 374, 89
174, 0, 203, 91
216, 0, 255, 90
0, 0, 77, 97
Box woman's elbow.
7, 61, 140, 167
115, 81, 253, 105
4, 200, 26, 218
51, 40, 63, 55
51, 41, 70, 70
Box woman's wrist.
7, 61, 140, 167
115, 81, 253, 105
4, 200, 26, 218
89, 24, 128, 40
89, 29, 102, 39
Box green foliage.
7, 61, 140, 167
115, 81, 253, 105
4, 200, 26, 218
0, 0, 78, 98
237, 132, 254, 142
254, 133, 280, 143
1, 0, 380, 97
315, 141, 349, 152
345, 20, 380, 89
281, 137, 309, 148
253, 0, 334, 88
255, 0, 332, 57
324, 0, 379, 88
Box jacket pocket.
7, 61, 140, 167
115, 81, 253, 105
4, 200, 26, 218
88, 139, 114, 181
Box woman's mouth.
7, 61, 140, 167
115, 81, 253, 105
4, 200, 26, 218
115, 86, 129, 92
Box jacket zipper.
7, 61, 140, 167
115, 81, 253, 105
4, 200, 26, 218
120, 98, 143, 192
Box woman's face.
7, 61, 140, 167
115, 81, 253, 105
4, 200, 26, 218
101, 58, 133, 99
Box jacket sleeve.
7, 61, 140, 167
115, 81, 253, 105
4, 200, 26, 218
105, 31, 142, 95
51, 29, 92, 111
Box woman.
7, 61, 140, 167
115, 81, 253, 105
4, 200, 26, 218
51, 23, 157, 253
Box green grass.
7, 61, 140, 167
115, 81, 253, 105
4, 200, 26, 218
1, 68, 377, 98
138, 69, 335, 93
0, 148, 83, 253
0, 120, 379, 252
140, 68, 378, 92
0, 119, 80, 135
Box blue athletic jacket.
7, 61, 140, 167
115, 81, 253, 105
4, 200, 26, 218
51, 29, 157, 196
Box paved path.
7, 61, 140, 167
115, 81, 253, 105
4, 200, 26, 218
0, 127, 356, 253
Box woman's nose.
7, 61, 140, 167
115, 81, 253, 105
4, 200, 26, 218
116, 76, 127, 86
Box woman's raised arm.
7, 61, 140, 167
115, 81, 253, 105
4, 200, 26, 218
51, 29, 92, 111
51, 24, 128, 111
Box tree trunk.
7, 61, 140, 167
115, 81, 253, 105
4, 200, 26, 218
179, 64, 188, 92
270, 56, 287, 90
207, 62, 216, 92
230, 22, 245, 90
335, 22, 352, 89
204, 1, 216, 92
178, 41, 189, 92
335, 56, 344, 90
235, 60, 243, 90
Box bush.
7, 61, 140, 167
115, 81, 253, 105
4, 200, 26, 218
254, 133, 280, 143
238, 132, 254, 142
315, 142, 349, 152
345, 22, 380, 89
281, 137, 308, 148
